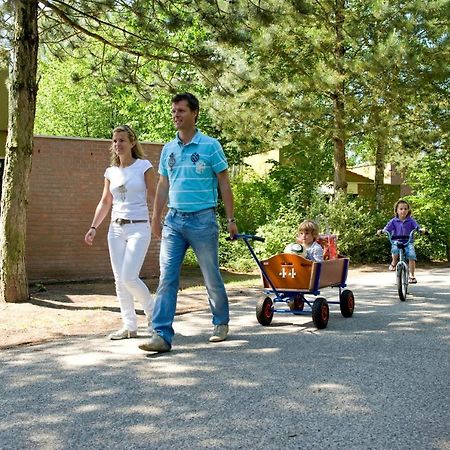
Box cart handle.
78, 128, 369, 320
226, 234, 265, 242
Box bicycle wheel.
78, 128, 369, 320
397, 263, 408, 301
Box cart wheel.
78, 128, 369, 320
288, 294, 305, 311
256, 297, 274, 326
312, 297, 329, 329
397, 264, 408, 301
339, 289, 355, 317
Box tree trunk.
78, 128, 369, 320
333, 92, 347, 194
373, 108, 386, 210
332, 0, 347, 194
0, 1, 39, 303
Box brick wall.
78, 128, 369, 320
26, 136, 163, 282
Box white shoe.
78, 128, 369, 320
209, 325, 229, 342
109, 328, 138, 340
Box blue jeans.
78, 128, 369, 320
152, 208, 229, 344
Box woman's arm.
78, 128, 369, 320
84, 178, 113, 246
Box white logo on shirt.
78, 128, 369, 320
195, 160, 206, 174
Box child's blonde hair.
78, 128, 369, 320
393, 199, 412, 218
297, 220, 320, 240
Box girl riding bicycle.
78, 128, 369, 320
377, 199, 425, 284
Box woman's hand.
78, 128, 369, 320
84, 228, 96, 246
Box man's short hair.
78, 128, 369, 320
172, 92, 199, 113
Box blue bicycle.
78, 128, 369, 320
379, 228, 425, 301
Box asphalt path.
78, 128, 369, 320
0, 267, 449, 450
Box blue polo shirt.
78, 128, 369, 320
159, 130, 229, 212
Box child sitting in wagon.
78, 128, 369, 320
284, 220, 324, 262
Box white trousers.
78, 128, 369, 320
108, 222, 154, 331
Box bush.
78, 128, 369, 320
217, 207, 301, 271
306, 194, 389, 263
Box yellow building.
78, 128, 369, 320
243, 149, 409, 198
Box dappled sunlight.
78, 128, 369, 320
228, 379, 260, 388
19, 414, 65, 425
310, 382, 344, 391
59, 351, 135, 368
308, 382, 372, 414
73, 403, 104, 413
432, 438, 450, 450
246, 347, 279, 354
159, 377, 199, 387
127, 423, 160, 434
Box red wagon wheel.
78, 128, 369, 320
312, 297, 329, 329
339, 289, 355, 317
256, 296, 274, 326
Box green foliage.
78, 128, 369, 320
35, 50, 175, 141
306, 194, 390, 263
218, 207, 300, 272
254, 209, 301, 259
406, 150, 450, 261
230, 168, 286, 234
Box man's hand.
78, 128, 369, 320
152, 216, 163, 239
227, 221, 238, 239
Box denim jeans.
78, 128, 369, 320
152, 208, 229, 344
391, 242, 417, 261
108, 222, 154, 331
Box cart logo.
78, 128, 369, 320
279, 266, 296, 278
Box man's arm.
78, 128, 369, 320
217, 169, 238, 238
151, 175, 169, 239
145, 167, 157, 215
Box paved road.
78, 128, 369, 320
1, 267, 449, 450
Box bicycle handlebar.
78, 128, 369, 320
377, 228, 427, 245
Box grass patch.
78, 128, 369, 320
179, 265, 260, 292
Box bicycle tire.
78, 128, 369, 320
397, 263, 408, 301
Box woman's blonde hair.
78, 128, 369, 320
109, 125, 146, 166
297, 220, 320, 240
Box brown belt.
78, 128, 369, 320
112, 219, 148, 225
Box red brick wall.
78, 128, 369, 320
26, 136, 163, 282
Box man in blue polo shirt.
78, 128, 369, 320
139, 93, 238, 353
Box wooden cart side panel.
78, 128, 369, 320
318, 257, 349, 288
260, 254, 350, 291
261, 253, 313, 290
